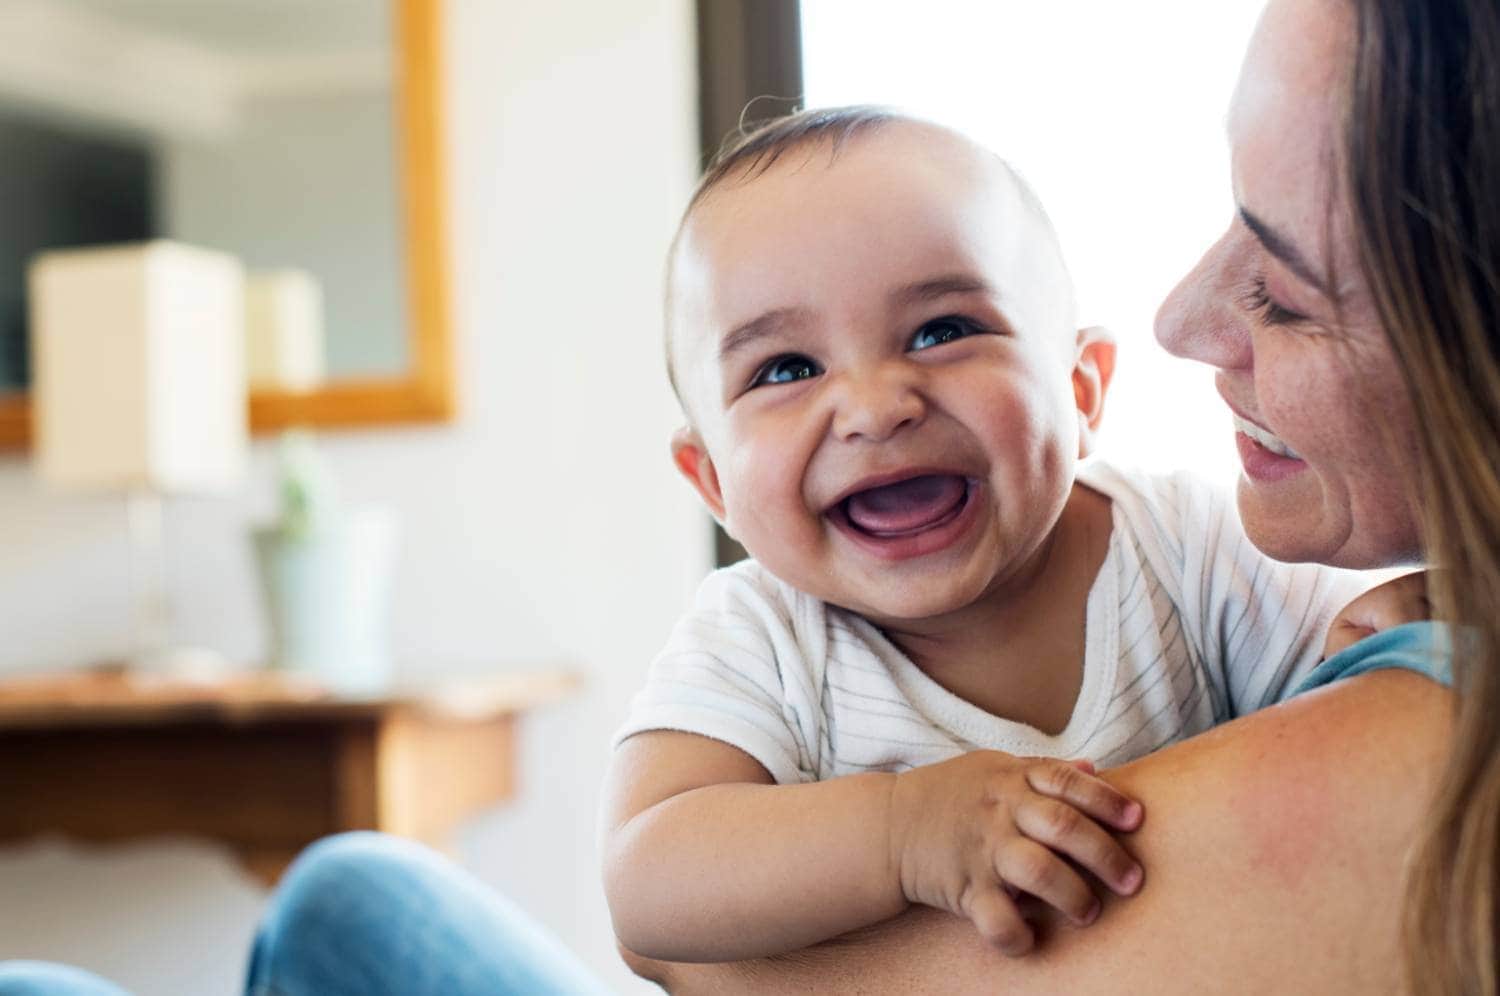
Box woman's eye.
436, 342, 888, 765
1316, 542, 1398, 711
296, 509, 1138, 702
751, 354, 821, 388
910, 317, 979, 351
1242, 275, 1308, 327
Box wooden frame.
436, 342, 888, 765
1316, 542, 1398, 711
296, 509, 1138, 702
0, 0, 455, 449
696, 0, 802, 567
695, 0, 804, 164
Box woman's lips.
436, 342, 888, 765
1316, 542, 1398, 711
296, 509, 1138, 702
1231, 413, 1301, 459
1236, 431, 1308, 483
828, 475, 982, 561
1218, 396, 1307, 483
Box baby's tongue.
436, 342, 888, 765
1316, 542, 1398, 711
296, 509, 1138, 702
844, 474, 966, 535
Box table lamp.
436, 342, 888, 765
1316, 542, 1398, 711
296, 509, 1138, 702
29, 240, 248, 671
245, 269, 326, 392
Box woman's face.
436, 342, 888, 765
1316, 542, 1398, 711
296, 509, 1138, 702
1155, 0, 1422, 569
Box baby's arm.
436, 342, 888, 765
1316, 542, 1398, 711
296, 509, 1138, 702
601, 730, 1144, 964
1323, 571, 1430, 658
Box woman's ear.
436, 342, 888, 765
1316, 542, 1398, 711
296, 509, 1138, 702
670, 426, 728, 523
1073, 326, 1117, 457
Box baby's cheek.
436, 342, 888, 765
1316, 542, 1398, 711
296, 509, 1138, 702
974, 387, 1075, 492
723, 440, 811, 539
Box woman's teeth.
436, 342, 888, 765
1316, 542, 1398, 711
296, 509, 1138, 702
1234, 414, 1302, 460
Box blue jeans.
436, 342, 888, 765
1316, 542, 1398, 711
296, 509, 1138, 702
0, 964, 129, 996
0, 833, 615, 996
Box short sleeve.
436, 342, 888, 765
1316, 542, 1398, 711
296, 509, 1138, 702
1291, 621, 1454, 695
612, 564, 822, 785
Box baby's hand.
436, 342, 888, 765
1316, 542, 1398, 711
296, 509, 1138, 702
888, 751, 1144, 956
1324, 571, 1431, 658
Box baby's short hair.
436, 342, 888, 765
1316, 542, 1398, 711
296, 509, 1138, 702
664, 106, 902, 403
691, 105, 902, 217
663, 105, 1072, 410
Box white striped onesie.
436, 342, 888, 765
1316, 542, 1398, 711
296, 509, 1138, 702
614, 462, 1368, 781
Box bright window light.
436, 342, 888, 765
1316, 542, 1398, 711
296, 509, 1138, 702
801, 1, 1267, 480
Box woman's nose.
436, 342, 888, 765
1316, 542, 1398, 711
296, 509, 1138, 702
1155, 230, 1254, 372
830, 364, 926, 443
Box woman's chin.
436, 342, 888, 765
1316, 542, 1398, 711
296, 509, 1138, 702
1236, 477, 1421, 569
1237, 475, 1344, 565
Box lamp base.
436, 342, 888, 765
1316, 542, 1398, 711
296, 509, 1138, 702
116, 645, 236, 682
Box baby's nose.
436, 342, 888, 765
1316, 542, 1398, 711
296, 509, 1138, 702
830, 366, 926, 442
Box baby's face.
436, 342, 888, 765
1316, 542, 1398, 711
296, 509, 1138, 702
670, 124, 1102, 627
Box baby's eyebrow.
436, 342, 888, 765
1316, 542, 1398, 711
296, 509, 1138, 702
716, 276, 992, 362
890, 274, 994, 307
718, 307, 810, 361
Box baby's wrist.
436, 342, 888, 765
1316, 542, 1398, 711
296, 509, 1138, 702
885, 769, 922, 898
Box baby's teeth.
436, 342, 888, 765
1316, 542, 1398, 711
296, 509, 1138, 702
1234, 415, 1302, 460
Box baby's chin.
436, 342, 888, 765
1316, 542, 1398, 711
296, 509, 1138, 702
807, 571, 998, 632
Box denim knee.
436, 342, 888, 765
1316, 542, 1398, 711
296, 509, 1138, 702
249, 832, 429, 981
247, 832, 480, 996
270, 831, 437, 931
246, 831, 612, 996
0, 961, 131, 996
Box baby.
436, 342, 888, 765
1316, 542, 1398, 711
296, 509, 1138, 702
602, 106, 1369, 964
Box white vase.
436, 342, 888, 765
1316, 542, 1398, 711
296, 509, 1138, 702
253, 506, 398, 695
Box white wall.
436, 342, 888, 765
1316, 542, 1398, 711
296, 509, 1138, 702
0, 1, 705, 992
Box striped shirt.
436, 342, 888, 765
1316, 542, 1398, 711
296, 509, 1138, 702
615, 463, 1368, 782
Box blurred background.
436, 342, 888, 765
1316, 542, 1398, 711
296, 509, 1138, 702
0, 0, 1261, 992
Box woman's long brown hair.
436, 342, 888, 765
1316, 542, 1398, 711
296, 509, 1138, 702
1347, 1, 1500, 991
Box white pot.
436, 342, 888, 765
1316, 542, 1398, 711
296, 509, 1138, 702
253, 506, 397, 695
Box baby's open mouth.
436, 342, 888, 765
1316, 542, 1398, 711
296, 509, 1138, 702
837, 474, 970, 537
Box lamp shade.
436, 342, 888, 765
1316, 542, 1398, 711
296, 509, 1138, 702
29, 240, 247, 493
244, 269, 325, 392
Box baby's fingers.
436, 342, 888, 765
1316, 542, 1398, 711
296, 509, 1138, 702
1015, 796, 1144, 897
1026, 759, 1142, 831
962, 885, 1035, 956
995, 838, 1101, 929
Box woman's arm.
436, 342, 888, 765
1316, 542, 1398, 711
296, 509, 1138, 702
627, 669, 1452, 994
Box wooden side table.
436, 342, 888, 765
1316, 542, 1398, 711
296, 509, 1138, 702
0, 667, 578, 884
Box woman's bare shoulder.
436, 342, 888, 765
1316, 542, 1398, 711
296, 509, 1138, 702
1018, 669, 1453, 992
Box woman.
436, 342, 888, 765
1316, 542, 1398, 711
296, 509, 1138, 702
1159, 0, 1497, 984
1, 0, 1488, 991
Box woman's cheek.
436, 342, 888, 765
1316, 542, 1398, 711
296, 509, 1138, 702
1251, 336, 1337, 457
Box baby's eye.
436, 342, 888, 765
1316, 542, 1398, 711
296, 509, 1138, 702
910, 316, 981, 351
751, 354, 821, 388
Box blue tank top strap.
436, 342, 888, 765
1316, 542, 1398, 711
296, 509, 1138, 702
1292, 620, 1454, 697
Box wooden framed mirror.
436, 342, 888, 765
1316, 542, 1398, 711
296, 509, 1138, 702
0, 0, 453, 448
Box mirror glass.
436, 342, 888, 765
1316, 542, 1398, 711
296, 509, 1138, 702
0, 0, 409, 398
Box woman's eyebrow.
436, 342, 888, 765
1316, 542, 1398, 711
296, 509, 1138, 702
718, 307, 810, 361
1238, 207, 1334, 296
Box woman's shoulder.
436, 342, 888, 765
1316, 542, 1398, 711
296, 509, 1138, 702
1047, 669, 1452, 992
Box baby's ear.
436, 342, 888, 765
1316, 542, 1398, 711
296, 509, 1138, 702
1072, 326, 1117, 458
670, 426, 728, 523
